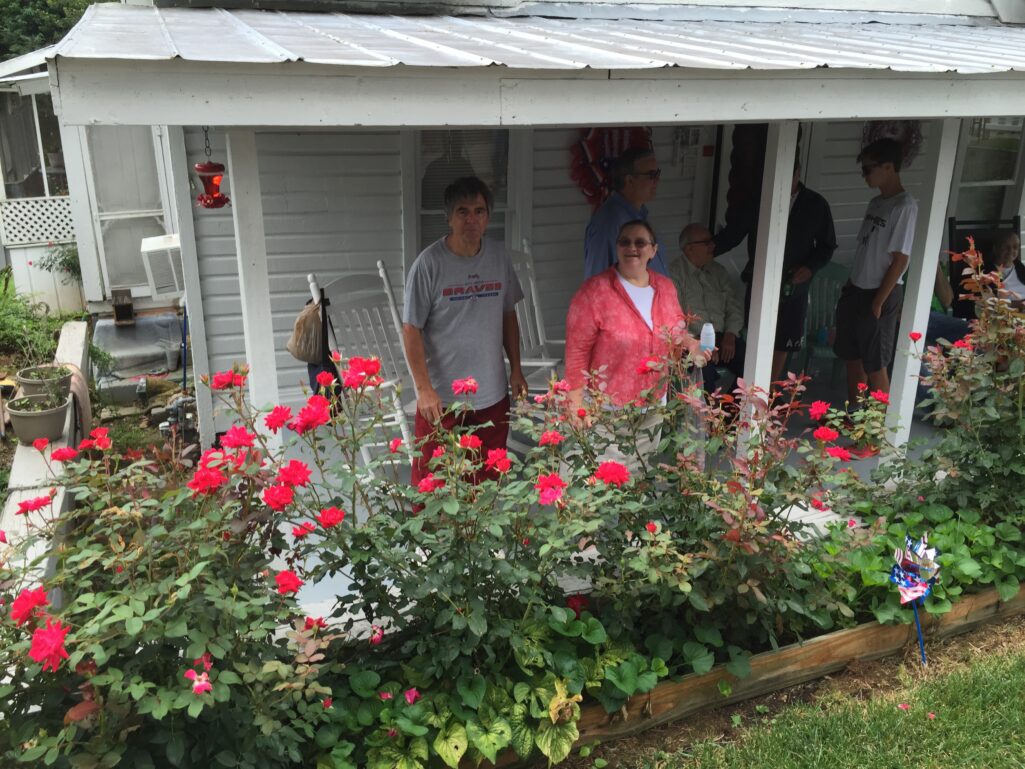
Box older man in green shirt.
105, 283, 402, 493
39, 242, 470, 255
670, 223, 746, 392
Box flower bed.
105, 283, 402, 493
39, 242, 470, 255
1, 248, 1024, 769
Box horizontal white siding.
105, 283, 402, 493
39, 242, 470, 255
530, 126, 700, 339
186, 128, 403, 428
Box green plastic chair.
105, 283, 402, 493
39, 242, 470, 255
792, 261, 849, 386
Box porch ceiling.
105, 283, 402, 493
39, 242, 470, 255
55, 4, 1025, 74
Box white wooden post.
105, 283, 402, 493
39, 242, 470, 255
164, 126, 216, 447
225, 129, 281, 445
57, 122, 104, 302
744, 121, 799, 396
887, 118, 960, 447
399, 130, 419, 276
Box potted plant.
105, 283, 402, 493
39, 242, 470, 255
6, 392, 72, 446
15, 364, 73, 398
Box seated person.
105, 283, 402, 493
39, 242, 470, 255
992, 230, 1025, 308
926, 262, 970, 346
669, 223, 746, 392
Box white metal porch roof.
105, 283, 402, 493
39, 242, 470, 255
54, 4, 1025, 75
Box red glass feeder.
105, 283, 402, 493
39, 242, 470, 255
194, 160, 230, 209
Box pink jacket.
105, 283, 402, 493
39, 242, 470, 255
565, 267, 687, 405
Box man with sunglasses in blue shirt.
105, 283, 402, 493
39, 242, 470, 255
583, 148, 670, 279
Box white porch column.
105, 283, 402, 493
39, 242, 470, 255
165, 126, 216, 447
57, 123, 104, 302
887, 118, 961, 447
225, 129, 282, 443
744, 121, 800, 395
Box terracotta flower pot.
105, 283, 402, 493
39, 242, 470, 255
16, 365, 73, 399
7, 394, 73, 446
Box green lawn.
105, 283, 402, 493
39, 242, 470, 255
643, 649, 1025, 769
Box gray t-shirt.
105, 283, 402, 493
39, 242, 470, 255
849, 191, 918, 290
403, 237, 524, 409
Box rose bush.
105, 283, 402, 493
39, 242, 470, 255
2, 239, 1024, 768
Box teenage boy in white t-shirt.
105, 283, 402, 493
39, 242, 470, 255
833, 138, 917, 407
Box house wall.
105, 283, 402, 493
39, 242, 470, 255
184, 128, 403, 430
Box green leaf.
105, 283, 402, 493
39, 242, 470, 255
682, 642, 715, 675
166, 734, 185, 767
956, 558, 983, 579
395, 717, 429, 737
996, 576, 1021, 601
187, 698, 205, 718
315, 726, 340, 750
466, 716, 512, 764
466, 609, 487, 638
605, 660, 639, 695
217, 670, 242, 685
432, 723, 468, 768
349, 669, 381, 698
725, 648, 751, 679
717, 679, 733, 697
535, 720, 579, 764
644, 633, 674, 661
581, 617, 607, 645
456, 675, 486, 709
693, 625, 723, 647
214, 751, 236, 767
508, 703, 535, 759
125, 617, 143, 636
164, 618, 189, 638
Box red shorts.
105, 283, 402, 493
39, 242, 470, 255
411, 395, 510, 488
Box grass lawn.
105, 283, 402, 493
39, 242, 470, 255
568, 617, 1025, 769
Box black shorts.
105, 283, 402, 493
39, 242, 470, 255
775, 283, 810, 352
833, 283, 902, 373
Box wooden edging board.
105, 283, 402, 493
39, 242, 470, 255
573, 586, 1025, 745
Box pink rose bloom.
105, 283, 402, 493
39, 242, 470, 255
370, 625, 385, 645
404, 688, 421, 705
316, 506, 346, 528
826, 446, 852, 462
485, 448, 512, 474
264, 405, 292, 433
220, 425, 256, 449
315, 371, 336, 388
459, 434, 483, 450
32, 438, 49, 452
50, 447, 79, 462
417, 473, 445, 493
29, 617, 70, 672
187, 466, 228, 496
909, 331, 922, 342
870, 390, 890, 405
184, 669, 212, 695
11, 586, 49, 627
808, 400, 830, 421
813, 426, 839, 442
389, 438, 403, 453
451, 377, 479, 395
276, 459, 313, 487
535, 472, 567, 506
538, 430, 565, 447
262, 484, 295, 511
292, 521, 317, 539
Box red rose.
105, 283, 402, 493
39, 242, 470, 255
594, 461, 630, 488
275, 570, 303, 595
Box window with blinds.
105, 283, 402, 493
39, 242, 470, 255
418, 129, 509, 251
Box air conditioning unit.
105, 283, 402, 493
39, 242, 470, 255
140, 234, 185, 300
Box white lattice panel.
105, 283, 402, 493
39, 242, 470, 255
0, 196, 75, 247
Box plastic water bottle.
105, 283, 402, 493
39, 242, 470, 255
700, 322, 716, 353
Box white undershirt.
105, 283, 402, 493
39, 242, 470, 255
1002, 265, 1025, 301
617, 274, 655, 330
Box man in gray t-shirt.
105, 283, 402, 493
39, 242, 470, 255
402, 176, 526, 487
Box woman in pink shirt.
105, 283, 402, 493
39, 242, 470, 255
565, 220, 707, 427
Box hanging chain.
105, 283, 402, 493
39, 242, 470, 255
202, 126, 212, 160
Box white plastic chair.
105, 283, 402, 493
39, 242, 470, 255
308, 267, 414, 467
510, 243, 564, 391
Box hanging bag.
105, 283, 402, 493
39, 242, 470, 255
286, 300, 324, 364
